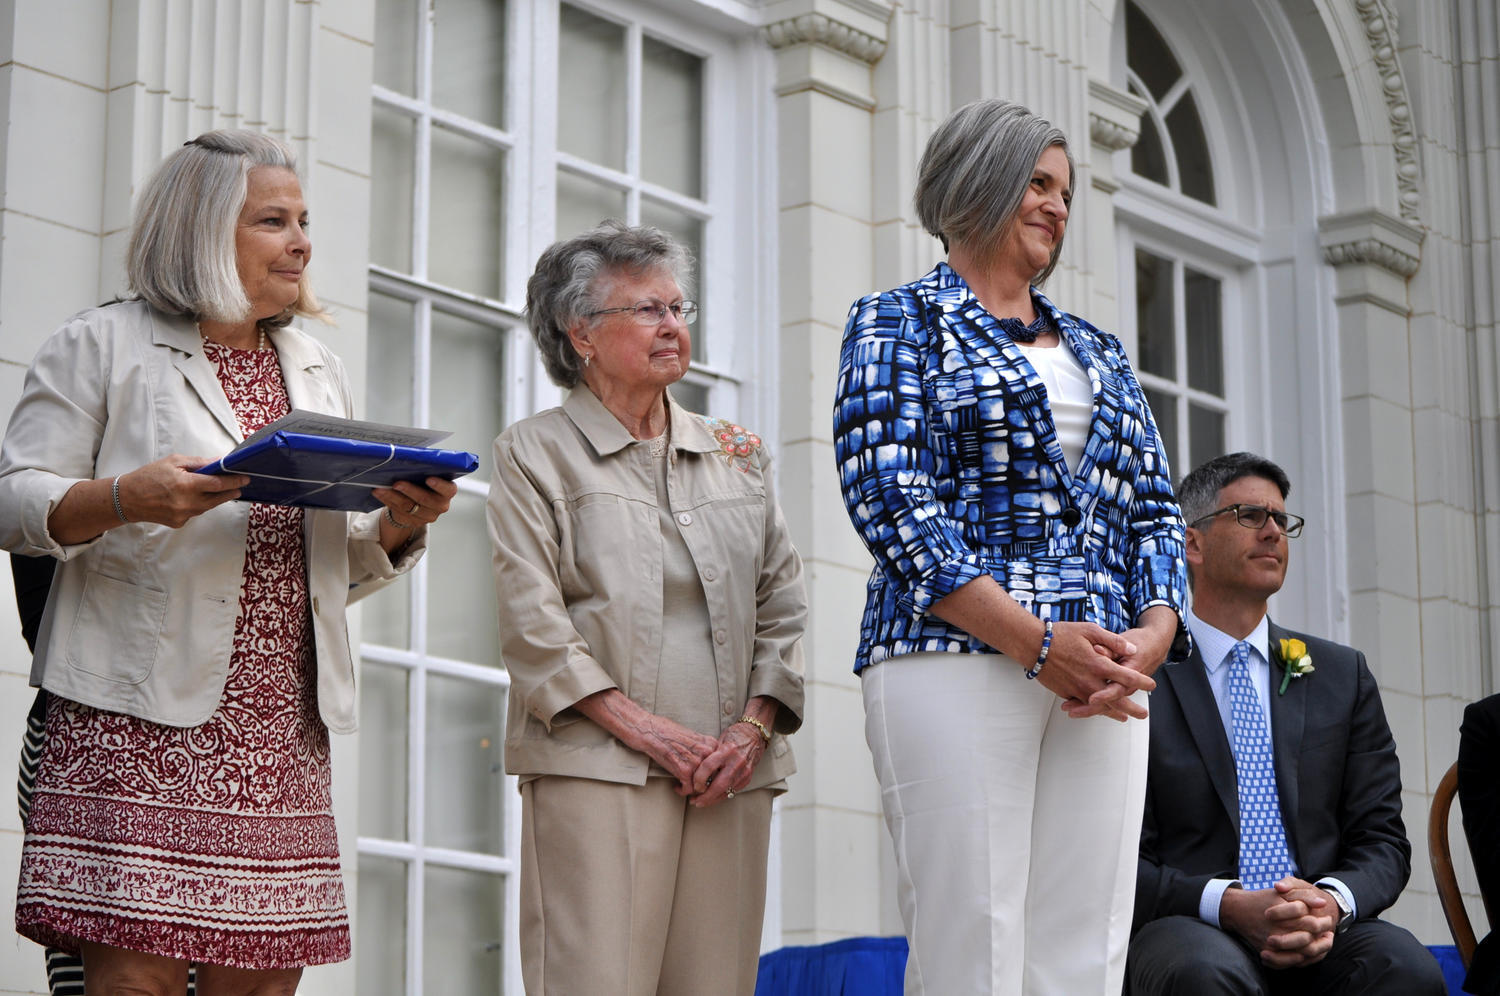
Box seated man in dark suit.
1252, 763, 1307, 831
1460, 692, 1500, 995
1128, 452, 1444, 995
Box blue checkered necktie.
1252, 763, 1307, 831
1227, 640, 1294, 889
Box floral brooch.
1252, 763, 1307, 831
1275, 637, 1315, 695
699, 417, 762, 473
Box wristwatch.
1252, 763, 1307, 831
1327, 888, 1354, 933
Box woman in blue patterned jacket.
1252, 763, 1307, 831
834, 99, 1189, 995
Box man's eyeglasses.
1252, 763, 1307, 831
586, 299, 699, 326
1190, 503, 1305, 538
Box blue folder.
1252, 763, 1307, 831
197, 431, 479, 512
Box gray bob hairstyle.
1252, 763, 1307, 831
127, 129, 327, 329
914, 99, 1075, 284
525, 220, 693, 388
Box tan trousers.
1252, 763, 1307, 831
519, 776, 773, 996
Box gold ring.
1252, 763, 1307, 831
410, 502, 420, 515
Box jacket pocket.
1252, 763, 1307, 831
66, 571, 166, 684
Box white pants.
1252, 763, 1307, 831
863, 651, 1149, 996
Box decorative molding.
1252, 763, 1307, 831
763, 13, 887, 64
772, 76, 877, 111
1087, 79, 1148, 153
1353, 0, 1421, 222
1318, 207, 1424, 279
1321, 238, 1420, 278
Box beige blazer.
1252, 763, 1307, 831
0, 301, 425, 732
487, 385, 806, 788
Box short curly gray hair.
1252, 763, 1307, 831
526, 220, 693, 388
914, 99, 1075, 284
127, 129, 328, 329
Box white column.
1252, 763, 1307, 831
763, 0, 894, 946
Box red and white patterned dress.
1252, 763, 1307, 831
15, 338, 350, 969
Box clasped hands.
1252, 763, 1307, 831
1045, 605, 1179, 722
640, 713, 765, 808
1221, 877, 1341, 969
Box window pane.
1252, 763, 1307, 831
1134, 249, 1175, 379
434, 0, 507, 129
374, 0, 417, 95
556, 171, 627, 240
424, 496, 502, 667
672, 380, 709, 415
642, 36, 703, 197
1144, 387, 1179, 470
424, 673, 506, 853
431, 309, 506, 481
429, 127, 505, 298
424, 865, 504, 996
1166, 93, 1216, 205
367, 292, 416, 424
372, 106, 416, 273
558, 4, 626, 170
1130, 113, 1170, 187
640, 199, 706, 363
1125, 0, 1181, 101
358, 663, 410, 841
1185, 268, 1223, 395
357, 856, 409, 996
1188, 404, 1225, 473
361, 582, 412, 651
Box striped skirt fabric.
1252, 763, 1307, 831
17, 693, 197, 995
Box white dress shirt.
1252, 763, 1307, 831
1185, 608, 1356, 928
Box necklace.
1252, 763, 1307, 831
197, 323, 268, 350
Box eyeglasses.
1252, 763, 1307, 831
1190, 503, 1305, 538
586, 299, 698, 326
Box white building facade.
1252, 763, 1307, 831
0, 0, 1495, 992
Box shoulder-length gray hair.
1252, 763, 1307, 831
914, 99, 1075, 284
525, 220, 693, 388
127, 129, 328, 329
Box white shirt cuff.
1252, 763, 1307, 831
1315, 877, 1357, 921
1200, 878, 1240, 927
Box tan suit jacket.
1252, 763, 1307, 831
487, 385, 806, 789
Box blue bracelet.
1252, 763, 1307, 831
1025, 619, 1053, 679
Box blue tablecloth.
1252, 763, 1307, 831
756, 937, 906, 996
757, 937, 1470, 995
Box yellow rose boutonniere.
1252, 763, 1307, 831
1276, 637, 1315, 695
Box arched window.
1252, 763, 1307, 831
1116, 0, 1234, 476
1124, 0, 1215, 206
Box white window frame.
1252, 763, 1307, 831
362, 3, 776, 993
1116, 221, 1245, 476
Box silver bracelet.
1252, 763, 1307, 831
111, 476, 130, 524
383, 506, 416, 531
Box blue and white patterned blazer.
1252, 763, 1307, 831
834, 262, 1189, 673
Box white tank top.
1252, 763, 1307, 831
1016, 340, 1093, 473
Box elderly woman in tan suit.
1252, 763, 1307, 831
487, 220, 806, 996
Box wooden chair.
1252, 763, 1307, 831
1430, 759, 1478, 967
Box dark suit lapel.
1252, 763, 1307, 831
1267, 620, 1307, 862
1165, 645, 1241, 835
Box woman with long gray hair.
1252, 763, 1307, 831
0, 130, 455, 994
833, 99, 1189, 993
488, 220, 806, 994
